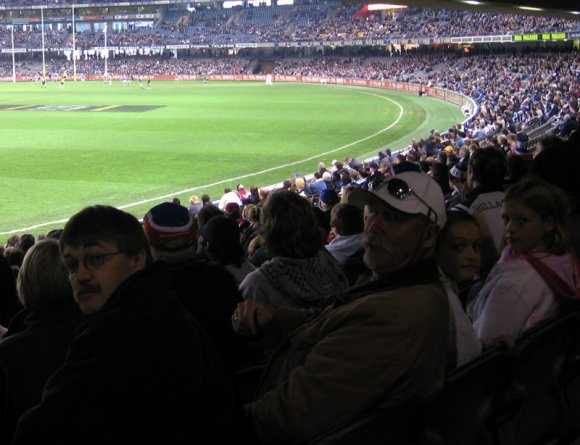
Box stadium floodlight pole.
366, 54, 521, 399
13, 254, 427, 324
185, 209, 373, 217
72, 4, 77, 81
10, 25, 15, 83
104, 23, 108, 78
41, 6, 46, 78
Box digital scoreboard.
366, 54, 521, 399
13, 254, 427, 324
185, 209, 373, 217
514, 32, 567, 41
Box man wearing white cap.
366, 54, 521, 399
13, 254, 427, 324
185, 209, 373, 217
232, 171, 450, 444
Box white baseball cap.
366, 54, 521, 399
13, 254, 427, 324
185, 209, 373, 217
348, 171, 447, 228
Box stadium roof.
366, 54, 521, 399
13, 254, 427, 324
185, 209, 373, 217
377, 0, 580, 19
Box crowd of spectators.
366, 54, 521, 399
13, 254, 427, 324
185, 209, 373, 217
0, 47, 576, 151
273, 50, 579, 139
0, 55, 249, 78
0, 42, 577, 158
267, 49, 580, 139
0, 3, 579, 49
0, 27, 67, 48
2, 126, 579, 442
1, 3, 580, 443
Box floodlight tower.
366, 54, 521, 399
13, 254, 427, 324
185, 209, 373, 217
104, 23, 108, 79
72, 4, 77, 81
10, 25, 15, 83
41, 6, 46, 78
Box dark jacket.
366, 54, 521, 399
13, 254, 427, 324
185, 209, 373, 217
0, 304, 84, 443
168, 255, 263, 370
249, 258, 449, 444
13, 262, 237, 445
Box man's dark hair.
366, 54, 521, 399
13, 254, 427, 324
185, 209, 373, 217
330, 203, 364, 236
60, 205, 152, 265
202, 215, 243, 268
197, 205, 224, 231
19, 234, 35, 254
468, 148, 507, 192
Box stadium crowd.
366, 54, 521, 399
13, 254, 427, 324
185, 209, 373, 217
45, 56, 248, 76
2, 2, 580, 443
2, 123, 579, 443
0, 3, 579, 49
1, 47, 575, 140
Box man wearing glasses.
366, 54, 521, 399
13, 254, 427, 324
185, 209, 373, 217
232, 171, 450, 444
13, 205, 237, 444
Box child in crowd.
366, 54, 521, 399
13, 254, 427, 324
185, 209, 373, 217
436, 210, 482, 309
435, 210, 482, 368
468, 178, 580, 344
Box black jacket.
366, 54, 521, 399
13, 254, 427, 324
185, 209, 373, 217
0, 303, 84, 443
13, 262, 237, 445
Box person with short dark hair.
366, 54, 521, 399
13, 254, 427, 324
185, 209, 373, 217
13, 205, 237, 445
245, 185, 261, 205
435, 211, 482, 368
18, 234, 35, 255
4, 247, 24, 271
325, 202, 368, 286
325, 202, 364, 267
200, 215, 255, 285
196, 204, 224, 238
454, 147, 507, 277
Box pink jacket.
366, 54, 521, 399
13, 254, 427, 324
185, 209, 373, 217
468, 247, 580, 341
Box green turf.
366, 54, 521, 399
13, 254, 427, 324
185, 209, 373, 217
0, 80, 464, 238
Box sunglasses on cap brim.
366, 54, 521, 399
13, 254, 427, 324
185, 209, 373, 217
377, 178, 438, 225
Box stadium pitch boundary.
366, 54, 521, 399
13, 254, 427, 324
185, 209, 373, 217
1, 91, 403, 236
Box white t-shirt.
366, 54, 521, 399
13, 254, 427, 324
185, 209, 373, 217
470, 191, 505, 253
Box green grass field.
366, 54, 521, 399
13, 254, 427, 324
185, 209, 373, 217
0, 80, 464, 238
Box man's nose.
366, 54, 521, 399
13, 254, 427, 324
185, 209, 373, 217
73, 261, 92, 282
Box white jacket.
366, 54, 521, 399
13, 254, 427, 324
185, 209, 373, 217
468, 256, 559, 341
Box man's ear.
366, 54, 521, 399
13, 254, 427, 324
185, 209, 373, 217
422, 224, 441, 251
132, 250, 148, 272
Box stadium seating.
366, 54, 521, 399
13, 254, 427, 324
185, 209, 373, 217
421, 345, 511, 445
306, 403, 419, 445
563, 312, 580, 440
301, 312, 580, 445
494, 315, 574, 445
524, 116, 558, 150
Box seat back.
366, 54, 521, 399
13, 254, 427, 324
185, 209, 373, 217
561, 311, 580, 440
495, 316, 573, 445
421, 345, 509, 445
306, 403, 419, 445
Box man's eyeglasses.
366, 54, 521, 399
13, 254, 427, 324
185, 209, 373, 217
382, 178, 438, 225
64, 251, 123, 274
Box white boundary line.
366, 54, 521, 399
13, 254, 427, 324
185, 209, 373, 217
1, 90, 403, 236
